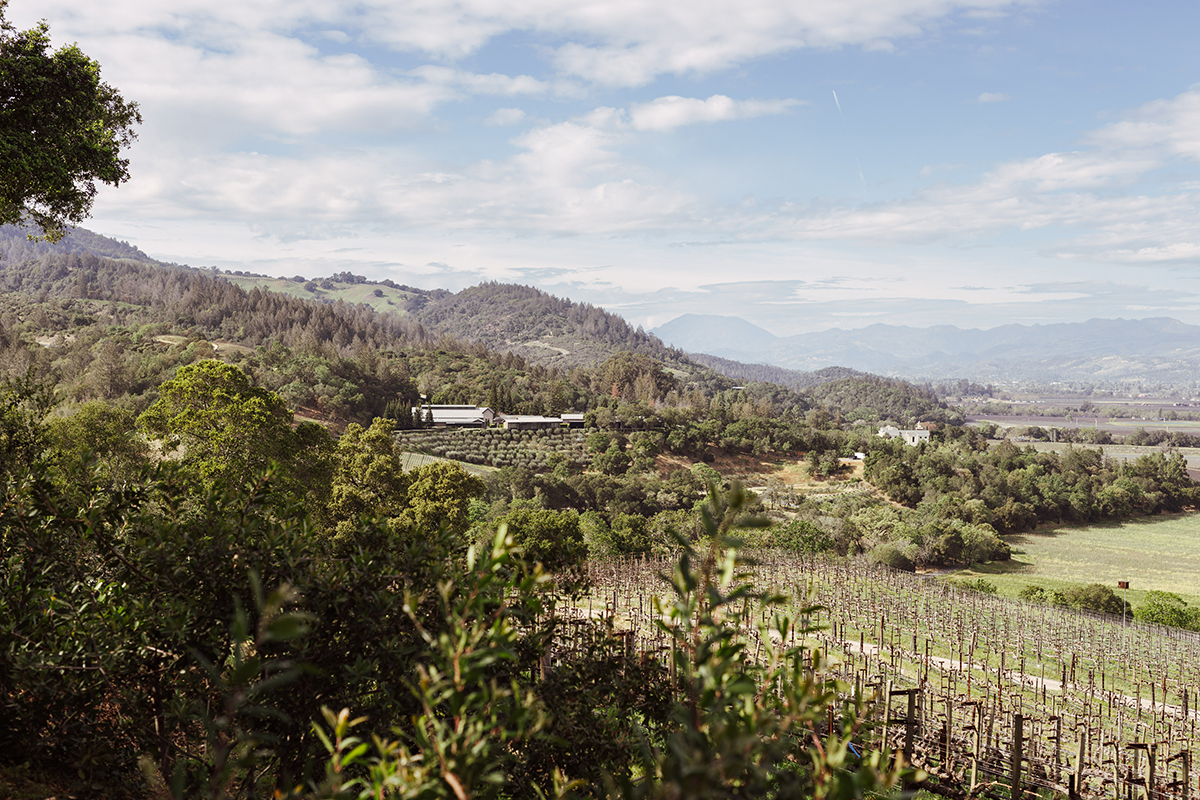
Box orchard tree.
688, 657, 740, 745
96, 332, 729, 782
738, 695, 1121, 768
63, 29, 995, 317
0, 0, 141, 240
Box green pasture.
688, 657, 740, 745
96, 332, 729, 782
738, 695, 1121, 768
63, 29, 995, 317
396, 450, 494, 477
972, 414, 1200, 434
951, 513, 1200, 608
223, 274, 416, 315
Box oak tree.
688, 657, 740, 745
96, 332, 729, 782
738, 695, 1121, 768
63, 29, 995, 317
0, 0, 141, 240
138, 360, 295, 487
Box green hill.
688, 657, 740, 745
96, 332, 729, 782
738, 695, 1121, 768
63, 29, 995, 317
688, 353, 864, 391
805, 375, 962, 426
220, 272, 435, 317
411, 281, 689, 370
2, 225, 942, 431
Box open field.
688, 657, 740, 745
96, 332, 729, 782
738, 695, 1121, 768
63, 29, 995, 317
709, 452, 865, 485
977, 439, 1200, 479
950, 513, 1200, 606
222, 274, 418, 315
396, 450, 495, 476
968, 413, 1200, 435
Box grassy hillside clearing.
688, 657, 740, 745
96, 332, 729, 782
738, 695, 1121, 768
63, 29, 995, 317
395, 449, 494, 476
222, 273, 421, 314
950, 513, 1200, 606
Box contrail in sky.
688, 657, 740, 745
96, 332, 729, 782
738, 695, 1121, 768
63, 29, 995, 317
832, 89, 845, 122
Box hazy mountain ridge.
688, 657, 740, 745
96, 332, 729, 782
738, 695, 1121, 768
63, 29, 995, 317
15, 225, 1198, 386
653, 314, 1200, 382
686, 353, 864, 390
1, 224, 156, 264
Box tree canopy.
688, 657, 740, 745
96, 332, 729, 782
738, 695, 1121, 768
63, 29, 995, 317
137, 359, 297, 486
0, 1, 140, 240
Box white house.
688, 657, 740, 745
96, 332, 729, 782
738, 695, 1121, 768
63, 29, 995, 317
878, 425, 931, 446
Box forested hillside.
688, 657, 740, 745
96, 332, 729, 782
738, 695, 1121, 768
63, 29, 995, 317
0, 233, 814, 437
1, 223, 156, 263
411, 281, 688, 369
806, 375, 961, 425
688, 353, 863, 390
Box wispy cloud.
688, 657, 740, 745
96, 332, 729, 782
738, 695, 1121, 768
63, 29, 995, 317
485, 107, 528, 126
759, 87, 1200, 264
976, 91, 1009, 103
628, 95, 803, 131
21, 0, 1037, 88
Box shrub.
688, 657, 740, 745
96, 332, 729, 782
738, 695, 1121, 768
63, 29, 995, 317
1061, 583, 1130, 615
949, 577, 998, 594
769, 518, 835, 553
867, 542, 915, 572
1136, 591, 1200, 630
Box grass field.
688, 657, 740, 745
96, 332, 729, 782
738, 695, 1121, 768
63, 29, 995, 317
222, 274, 417, 316
951, 512, 1200, 607
970, 413, 1200, 435
396, 450, 494, 477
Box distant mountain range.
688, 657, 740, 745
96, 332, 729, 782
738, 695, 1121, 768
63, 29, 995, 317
13, 225, 1197, 386
651, 314, 1200, 384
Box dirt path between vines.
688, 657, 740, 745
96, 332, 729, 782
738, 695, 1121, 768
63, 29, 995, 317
825, 633, 1195, 718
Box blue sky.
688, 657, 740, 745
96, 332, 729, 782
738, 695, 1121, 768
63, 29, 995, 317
13, 0, 1200, 335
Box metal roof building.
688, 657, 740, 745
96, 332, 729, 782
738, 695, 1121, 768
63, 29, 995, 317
416, 405, 497, 427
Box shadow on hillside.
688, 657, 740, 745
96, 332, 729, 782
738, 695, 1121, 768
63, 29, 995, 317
960, 558, 1035, 576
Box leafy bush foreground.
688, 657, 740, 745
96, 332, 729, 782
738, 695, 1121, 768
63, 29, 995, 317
1, 420, 908, 800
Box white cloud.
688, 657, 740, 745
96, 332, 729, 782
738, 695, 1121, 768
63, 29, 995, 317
918, 163, 966, 178
407, 66, 554, 97
39, 30, 453, 148
485, 108, 528, 126
98, 111, 699, 239
1085, 87, 1200, 161
977, 91, 1008, 103
20, 0, 1034, 89
628, 95, 803, 131
523, 0, 1035, 86
95, 84, 1200, 265
7, 0, 1034, 147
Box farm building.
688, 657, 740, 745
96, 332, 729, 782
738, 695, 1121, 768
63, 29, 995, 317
499, 414, 565, 430
416, 405, 497, 428
877, 425, 931, 446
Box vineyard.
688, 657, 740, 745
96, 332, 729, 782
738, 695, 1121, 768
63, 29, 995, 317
396, 426, 590, 470
566, 552, 1200, 800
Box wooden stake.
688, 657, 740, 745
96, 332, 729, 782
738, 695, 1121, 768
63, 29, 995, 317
1012, 713, 1024, 800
